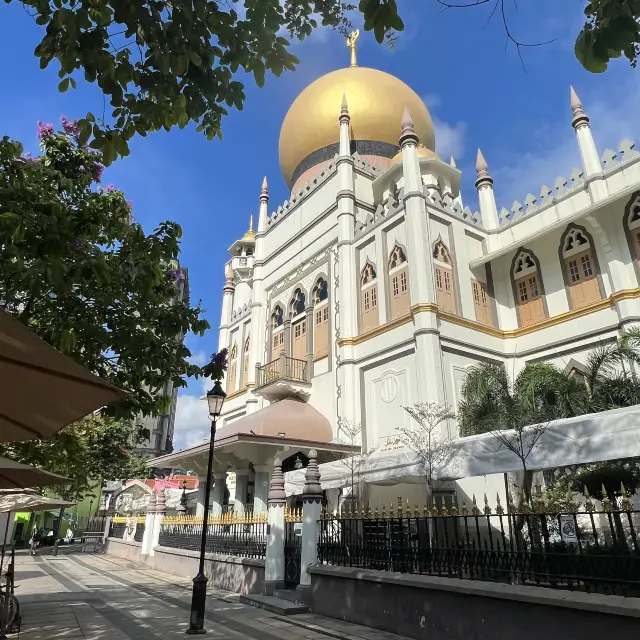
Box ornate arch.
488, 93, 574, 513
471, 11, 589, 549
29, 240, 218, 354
289, 286, 307, 317
360, 261, 377, 287
623, 191, 640, 284
388, 243, 408, 270
312, 275, 329, 304
510, 247, 547, 327
433, 237, 452, 265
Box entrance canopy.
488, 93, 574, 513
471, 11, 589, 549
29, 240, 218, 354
0, 309, 123, 442
284, 405, 640, 494
150, 399, 357, 475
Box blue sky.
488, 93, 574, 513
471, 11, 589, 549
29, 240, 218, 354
2, 1, 639, 449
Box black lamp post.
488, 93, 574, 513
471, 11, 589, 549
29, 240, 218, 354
187, 380, 226, 635
177, 480, 188, 514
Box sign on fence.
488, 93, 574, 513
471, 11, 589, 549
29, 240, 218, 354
559, 514, 578, 544
293, 523, 303, 536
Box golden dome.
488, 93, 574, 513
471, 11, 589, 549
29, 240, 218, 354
279, 66, 436, 187
241, 215, 256, 242
391, 145, 440, 164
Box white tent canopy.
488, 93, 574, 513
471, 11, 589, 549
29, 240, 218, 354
285, 405, 640, 495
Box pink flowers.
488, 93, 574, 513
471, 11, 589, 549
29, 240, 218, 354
104, 184, 116, 192
61, 116, 80, 137
37, 121, 54, 140
92, 163, 104, 183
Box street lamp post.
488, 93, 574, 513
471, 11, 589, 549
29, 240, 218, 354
177, 481, 188, 514
187, 380, 226, 635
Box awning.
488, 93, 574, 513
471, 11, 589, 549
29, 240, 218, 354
0, 493, 74, 513
0, 457, 68, 490
285, 405, 640, 494
0, 309, 123, 442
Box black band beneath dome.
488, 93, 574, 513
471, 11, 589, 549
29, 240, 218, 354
290, 140, 400, 188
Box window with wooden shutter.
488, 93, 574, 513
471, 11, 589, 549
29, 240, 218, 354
314, 304, 329, 359
360, 263, 379, 333
512, 250, 546, 327
292, 318, 306, 360
270, 305, 284, 359
561, 227, 601, 309
227, 343, 238, 393
433, 240, 456, 315
471, 279, 491, 326
388, 245, 410, 319
242, 338, 250, 388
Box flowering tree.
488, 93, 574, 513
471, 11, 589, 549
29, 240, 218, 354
399, 403, 457, 508
0, 119, 209, 422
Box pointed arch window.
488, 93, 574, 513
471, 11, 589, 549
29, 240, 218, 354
290, 288, 307, 360
561, 226, 602, 309
360, 262, 379, 333
388, 244, 410, 319
433, 240, 456, 315
270, 305, 284, 359
242, 337, 250, 388
471, 279, 492, 326
312, 277, 329, 359
512, 250, 546, 327
227, 343, 238, 393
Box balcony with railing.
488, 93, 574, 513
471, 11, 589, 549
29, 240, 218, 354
255, 353, 312, 401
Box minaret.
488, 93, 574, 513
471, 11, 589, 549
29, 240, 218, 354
247, 176, 269, 409
336, 91, 359, 424
219, 262, 235, 352
475, 149, 498, 230
399, 107, 445, 407
570, 86, 607, 201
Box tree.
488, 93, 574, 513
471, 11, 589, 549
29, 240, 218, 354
332, 418, 376, 507
0, 415, 151, 501
0, 120, 209, 422
399, 403, 456, 508
435, 0, 639, 73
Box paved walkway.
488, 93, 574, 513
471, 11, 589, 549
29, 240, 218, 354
11, 551, 413, 640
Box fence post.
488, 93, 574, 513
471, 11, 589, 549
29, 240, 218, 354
149, 489, 166, 557
140, 490, 157, 556
297, 449, 322, 604
264, 458, 286, 595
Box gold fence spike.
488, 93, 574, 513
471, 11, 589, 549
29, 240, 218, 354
471, 494, 480, 516
440, 502, 449, 517
414, 503, 420, 517
495, 493, 504, 516
450, 499, 459, 516
620, 482, 632, 511
483, 494, 492, 516
460, 500, 469, 516
601, 484, 612, 512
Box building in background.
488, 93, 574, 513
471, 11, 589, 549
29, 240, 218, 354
135, 262, 190, 459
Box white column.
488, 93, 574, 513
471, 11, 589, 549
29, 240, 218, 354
234, 470, 250, 513
571, 86, 607, 202
141, 491, 157, 556
475, 149, 499, 232
336, 95, 359, 425
253, 465, 271, 513
149, 490, 166, 556
219, 263, 235, 352
297, 450, 323, 603
211, 473, 226, 516
264, 458, 286, 595
194, 477, 207, 517
248, 177, 269, 402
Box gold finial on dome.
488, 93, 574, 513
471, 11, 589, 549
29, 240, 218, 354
346, 29, 360, 67
241, 214, 256, 241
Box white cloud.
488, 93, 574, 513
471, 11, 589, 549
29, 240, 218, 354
188, 350, 208, 367
493, 74, 640, 207
422, 94, 467, 161
172, 377, 210, 451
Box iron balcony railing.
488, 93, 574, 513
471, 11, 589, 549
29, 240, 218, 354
317, 492, 640, 596
158, 512, 268, 559
256, 354, 310, 388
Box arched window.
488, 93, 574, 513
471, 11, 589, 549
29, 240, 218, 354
388, 244, 410, 319
512, 250, 546, 327
433, 240, 456, 314
360, 262, 379, 333
290, 288, 307, 360
227, 343, 238, 393
242, 337, 250, 388
560, 226, 602, 309
624, 192, 640, 263
270, 305, 284, 359
313, 278, 329, 359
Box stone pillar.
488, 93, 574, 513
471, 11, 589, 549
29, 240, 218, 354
219, 263, 235, 353
211, 473, 226, 516
149, 490, 166, 556
141, 491, 157, 556
234, 469, 250, 513
283, 320, 292, 357
475, 149, 498, 232
253, 465, 271, 513
264, 458, 286, 595
297, 450, 323, 604
194, 476, 207, 517
305, 305, 314, 380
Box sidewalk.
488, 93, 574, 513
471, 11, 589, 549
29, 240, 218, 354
12, 551, 414, 640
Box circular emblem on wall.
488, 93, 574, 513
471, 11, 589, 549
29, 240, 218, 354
380, 373, 399, 403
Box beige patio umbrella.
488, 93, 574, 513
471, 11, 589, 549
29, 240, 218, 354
0, 309, 123, 442
0, 493, 74, 513
0, 458, 67, 490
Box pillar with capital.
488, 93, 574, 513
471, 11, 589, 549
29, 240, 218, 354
253, 465, 271, 513
264, 458, 286, 595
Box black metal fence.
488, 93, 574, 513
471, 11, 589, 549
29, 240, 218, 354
134, 522, 146, 543
158, 513, 267, 559
318, 496, 640, 596
109, 516, 145, 540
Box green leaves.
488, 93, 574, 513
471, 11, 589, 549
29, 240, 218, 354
0, 123, 210, 423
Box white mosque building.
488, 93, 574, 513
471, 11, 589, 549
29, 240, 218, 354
152, 35, 640, 513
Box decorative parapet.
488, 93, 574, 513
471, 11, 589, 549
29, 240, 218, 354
355, 186, 405, 238
231, 300, 252, 322
352, 152, 384, 177
498, 137, 639, 227
268, 158, 338, 228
